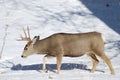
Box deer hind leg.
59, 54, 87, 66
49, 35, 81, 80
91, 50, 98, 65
99, 54, 115, 75
88, 53, 99, 73
94, 49, 115, 75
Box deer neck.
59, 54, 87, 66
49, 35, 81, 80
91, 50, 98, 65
35, 39, 49, 54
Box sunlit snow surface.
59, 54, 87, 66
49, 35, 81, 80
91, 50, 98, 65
0, 0, 120, 80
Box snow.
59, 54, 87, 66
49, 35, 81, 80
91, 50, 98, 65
0, 0, 120, 80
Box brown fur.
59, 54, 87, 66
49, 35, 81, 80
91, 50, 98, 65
21, 32, 115, 74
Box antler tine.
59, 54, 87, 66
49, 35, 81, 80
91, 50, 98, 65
23, 27, 27, 38
16, 26, 31, 41
27, 26, 30, 39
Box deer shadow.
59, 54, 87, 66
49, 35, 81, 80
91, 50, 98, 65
11, 63, 90, 72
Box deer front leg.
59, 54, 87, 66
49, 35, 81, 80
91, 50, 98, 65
56, 53, 63, 74
42, 54, 49, 72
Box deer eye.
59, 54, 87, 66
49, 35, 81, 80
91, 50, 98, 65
25, 47, 28, 50
24, 45, 28, 50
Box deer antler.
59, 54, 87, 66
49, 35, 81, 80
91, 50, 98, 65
17, 26, 31, 41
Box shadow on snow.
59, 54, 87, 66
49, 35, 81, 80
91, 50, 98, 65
106, 40, 120, 59
11, 63, 105, 73
11, 63, 89, 72
80, 0, 120, 34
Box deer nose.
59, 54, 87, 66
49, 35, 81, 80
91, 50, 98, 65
21, 55, 24, 58
21, 55, 26, 58
21, 55, 27, 58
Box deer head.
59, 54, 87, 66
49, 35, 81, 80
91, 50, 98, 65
17, 26, 39, 57
21, 36, 40, 58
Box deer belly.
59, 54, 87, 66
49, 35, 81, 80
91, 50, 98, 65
64, 50, 85, 57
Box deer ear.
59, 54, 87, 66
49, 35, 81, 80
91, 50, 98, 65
32, 38, 37, 45
33, 36, 37, 39
32, 36, 40, 44
37, 36, 40, 40
32, 36, 38, 45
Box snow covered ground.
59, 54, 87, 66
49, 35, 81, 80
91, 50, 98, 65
0, 0, 120, 80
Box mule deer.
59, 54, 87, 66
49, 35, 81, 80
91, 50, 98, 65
17, 27, 115, 75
